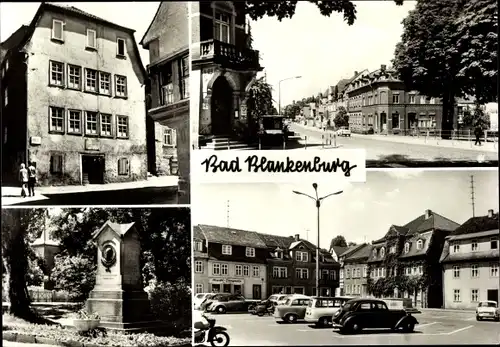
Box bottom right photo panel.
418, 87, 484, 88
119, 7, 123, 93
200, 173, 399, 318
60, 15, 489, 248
193, 169, 499, 346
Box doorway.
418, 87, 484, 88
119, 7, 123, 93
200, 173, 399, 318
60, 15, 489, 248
211, 76, 233, 135
233, 285, 242, 295
252, 284, 262, 300
487, 289, 498, 302
81, 155, 104, 184
223, 284, 231, 293
380, 112, 387, 132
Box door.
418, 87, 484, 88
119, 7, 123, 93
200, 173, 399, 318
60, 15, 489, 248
233, 285, 242, 295
211, 76, 233, 135
81, 155, 104, 184
223, 284, 231, 293
487, 289, 498, 302
252, 284, 262, 300
380, 112, 387, 131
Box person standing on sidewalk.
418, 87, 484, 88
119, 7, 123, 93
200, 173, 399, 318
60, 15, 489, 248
28, 162, 37, 197
18, 163, 29, 198
474, 122, 483, 146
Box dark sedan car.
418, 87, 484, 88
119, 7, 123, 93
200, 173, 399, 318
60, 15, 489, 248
332, 298, 419, 334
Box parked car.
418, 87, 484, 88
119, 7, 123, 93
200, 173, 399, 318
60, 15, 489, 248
332, 298, 419, 334
205, 293, 260, 314
276, 294, 309, 306
274, 296, 311, 323
336, 126, 351, 137
304, 296, 353, 327
194, 293, 215, 310
476, 300, 500, 321
248, 294, 289, 314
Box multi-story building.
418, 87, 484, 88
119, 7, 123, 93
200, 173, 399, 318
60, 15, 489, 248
343, 244, 372, 297
190, 1, 263, 148
140, 2, 190, 203
259, 233, 340, 297
440, 209, 499, 309
193, 225, 210, 294
194, 225, 268, 300
367, 209, 459, 308
345, 65, 448, 135
338, 244, 365, 296
1, 3, 147, 186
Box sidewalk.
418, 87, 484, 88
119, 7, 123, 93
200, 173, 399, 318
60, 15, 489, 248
293, 123, 498, 153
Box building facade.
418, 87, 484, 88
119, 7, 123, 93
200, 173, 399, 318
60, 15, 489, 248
190, 1, 263, 147
342, 244, 372, 298
193, 226, 210, 294
440, 210, 499, 309
345, 65, 448, 135
140, 2, 190, 203
1, 3, 147, 186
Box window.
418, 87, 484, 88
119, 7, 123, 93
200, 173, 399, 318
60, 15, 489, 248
221, 264, 228, 275
118, 158, 129, 176
491, 238, 498, 250
405, 267, 411, 275
213, 263, 220, 275
68, 65, 81, 90
380, 247, 385, 258
214, 11, 230, 43
471, 240, 478, 252
180, 55, 189, 99
453, 289, 460, 302
86, 29, 96, 49
363, 267, 367, 277
195, 284, 203, 294
295, 268, 308, 279
117, 38, 126, 56
389, 246, 396, 254
85, 69, 97, 92
420, 96, 426, 104
115, 75, 127, 97
416, 240, 423, 250
491, 263, 499, 277
273, 267, 287, 278
245, 247, 255, 257
52, 19, 64, 41
418, 265, 423, 275
50, 154, 63, 174
340, 269, 344, 279
85, 111, 98, 135
453, 243, 460, 253
100, 72, 111, 95
404, 243, 410, 253
68, 110, 81, 134
4, 87, 8, 106
194, 240, 203, 251
49, 107, 64, 132
194, 261, 203, 273
221, 245, 232, 255
346, 284, 351, 294
392, 113, 400, 129
471, 264, 479, 278
117, 116, 128, 138
453, 266, 460, 278
163, 128, 173, 145
329, 270, 336, 280
392, 94, 399, 104
252, 266, 259, 277
322, 269, 329, 279
372, 248, 378, 258
235, 265, 242, 276
50, 61, 64, 86
409, 94, 415, 104
346, 269, 350, 278
243, 265, 249, 276
471, 289, 479, 303
296, 251, 308, 262
430, 97, 436, 104
100, 114, 112, 136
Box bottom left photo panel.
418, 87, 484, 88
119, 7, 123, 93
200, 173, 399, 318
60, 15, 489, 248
1, 207, 192, 347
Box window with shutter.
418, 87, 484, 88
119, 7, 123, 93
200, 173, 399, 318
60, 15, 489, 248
52, 20, 64, 41
118, 158, 129, 176
50, 154, 63, 174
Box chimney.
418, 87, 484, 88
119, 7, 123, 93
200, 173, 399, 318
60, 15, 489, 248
425, 209, 432, 219
354, 71, 358, 76
294, 234, 300, 241
488, 209, 494, 218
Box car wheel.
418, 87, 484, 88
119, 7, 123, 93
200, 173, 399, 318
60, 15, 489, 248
403, 321, 415, 333
216, 306, 226, 314
350, 322, 361, 334
320, 317, 330, 327
257, 312, 264, 317
494, 316, 499, 322
286, 314, 298, 323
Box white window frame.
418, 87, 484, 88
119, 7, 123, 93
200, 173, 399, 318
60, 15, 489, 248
296, 268, 308, 279
85, 111, 98, 135
86, 29, 97, 49
252, 266, 260, 277
453, 289, 460, 302
117, 158, 129, 176
296, 251, 308, 262
389, 246, 396, 254
67, 109, 82, 134
491, 263, 499, 277
116, 115, 128, 138
50, 61, 64, 86
404, 243, 410, 253
453, 243, 460, 253
4, 87, 8, 106
221, 264, 228, 275
380, 247, 385, 258
471, 264, 479, 278
67, 65, 81, 90
471, 289, 479, 303
163, 128, 173, 146
195, 283, 203, 294
213, 263, 220, 276
243, 265, 249, 277
409, 94, 415, 104
392, 93, 399, 104
194, 260, 203, 274
52, 19, 64, 41
116, 38, 126, 56
100, 113, 112, 136
85, 68, 98, 92
453, 266, 460, 278
245, 247, 255, 257
416, 240, 423, 250
235, 264, 242, 276
363, 267, 367, 277
115, 75, 127, 97
471, 240, 478, 252
49, 106, 64, 132
221, 245, 232, 255
99, 72, 111, 95
214, 11, 231, 43
194, 240, 203, 251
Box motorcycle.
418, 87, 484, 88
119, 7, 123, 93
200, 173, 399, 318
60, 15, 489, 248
194, 314, 230, 347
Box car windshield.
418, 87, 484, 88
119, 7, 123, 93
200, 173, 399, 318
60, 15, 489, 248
478, 302, 497, 308
342, 302, 353, 311
195, 294, 205, 299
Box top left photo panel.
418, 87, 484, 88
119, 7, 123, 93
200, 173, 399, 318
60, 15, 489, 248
1, 2, 190, 206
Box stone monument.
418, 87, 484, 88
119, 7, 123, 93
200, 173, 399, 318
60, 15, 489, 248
86, 221, 156, 331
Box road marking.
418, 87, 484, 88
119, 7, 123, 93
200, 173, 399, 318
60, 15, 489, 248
417, 322, 437, 328
445, 325, 474, 335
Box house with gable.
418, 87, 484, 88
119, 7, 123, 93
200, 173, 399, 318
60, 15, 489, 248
440, 209, 499, 309
342, 244, 372, 297
367, 209, 460, 308
338, 243, 366, 296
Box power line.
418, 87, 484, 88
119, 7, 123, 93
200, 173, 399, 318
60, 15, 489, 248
470, 175, 476, 217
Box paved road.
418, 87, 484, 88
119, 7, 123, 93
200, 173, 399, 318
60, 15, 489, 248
201, 310, 500, 346
290, 124, 498, 167
3, 341, 57, 347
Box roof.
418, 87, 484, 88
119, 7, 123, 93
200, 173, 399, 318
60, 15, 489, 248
258, 233, 295, 249
372, 225, 411, 244
447, 229, 499, 241
197, 225, 268, 248
449, 212, 499, 236
441, 249, 499, 263
332, 246, 348, 256
339, 244, 363, 257
402, 210, 460, 233
398, 231, 433, 259
193, 226, 206, 240
140, 2, 188, 48
344, 244, 372, 263
336, 78, 351, 93
92, 221, 136, 240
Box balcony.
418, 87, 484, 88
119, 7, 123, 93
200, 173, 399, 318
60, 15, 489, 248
192, 39, 262, 71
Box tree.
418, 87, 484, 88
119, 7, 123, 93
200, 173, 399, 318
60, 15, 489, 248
246, 1, 404, 25
333, 106, 349, 128
330, 235, 347, 249
393, 0, 468, 139
247, 76, 275, 119
283, 102, 302, 119
348, 241, 357, 247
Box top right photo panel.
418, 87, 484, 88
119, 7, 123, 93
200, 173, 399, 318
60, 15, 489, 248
190, 1, 498, 168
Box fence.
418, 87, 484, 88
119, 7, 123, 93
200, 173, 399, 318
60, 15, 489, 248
27, 288, 72, 302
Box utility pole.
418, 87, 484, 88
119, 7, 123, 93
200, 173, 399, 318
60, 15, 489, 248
226, 200, 230, 228
470, 175, 476, 217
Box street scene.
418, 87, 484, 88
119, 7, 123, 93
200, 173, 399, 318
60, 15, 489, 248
190, 0, 498, 168
2, 207, 191, 347
1, 2, 190, 204
193, 170, 499, 345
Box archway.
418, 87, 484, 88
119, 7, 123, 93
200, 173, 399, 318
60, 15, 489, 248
211, 76, 233, 135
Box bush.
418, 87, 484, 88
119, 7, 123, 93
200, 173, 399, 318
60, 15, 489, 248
51, 254, 96, 302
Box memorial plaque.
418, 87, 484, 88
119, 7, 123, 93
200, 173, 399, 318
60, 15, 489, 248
85, 138, 100, 151
30, 136, 41, 145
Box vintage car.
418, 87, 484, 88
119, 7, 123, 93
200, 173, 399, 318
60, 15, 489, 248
248, 294, 289, 315
194, 293, 215, 310
305, 296, 353, 327
273, 296, 311, 323
476, 300, 500, 321
205, 293, 260, 314
332, 298, 419, 334
336, 126, 351, 137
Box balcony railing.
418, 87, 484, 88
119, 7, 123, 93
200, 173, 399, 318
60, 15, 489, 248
196, 39, 261, 70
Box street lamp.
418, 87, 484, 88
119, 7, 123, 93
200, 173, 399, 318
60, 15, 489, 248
293, 183, 343, 297
279, 76, 302, 116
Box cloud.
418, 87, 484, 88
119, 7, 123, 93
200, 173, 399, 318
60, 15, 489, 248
385, 188, 401, 199
385, 170, 423, 180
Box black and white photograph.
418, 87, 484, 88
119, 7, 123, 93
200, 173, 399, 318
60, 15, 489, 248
189, 1, 498, 168
1, 207, 192, 347
192, 170, 499, 346
1, 2, 190, 206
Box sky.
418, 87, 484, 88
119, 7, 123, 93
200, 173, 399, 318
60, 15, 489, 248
250, 1, 417, 108
0, 2, 159, 66
193, 170, 499, 248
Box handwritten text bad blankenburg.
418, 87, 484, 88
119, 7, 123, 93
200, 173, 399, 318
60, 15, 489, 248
200, 155, 357, 177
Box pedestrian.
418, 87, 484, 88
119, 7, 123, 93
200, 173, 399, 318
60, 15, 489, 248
28, 161, 37, 197
19, 163, 28, 198
474, 123, 483, 146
